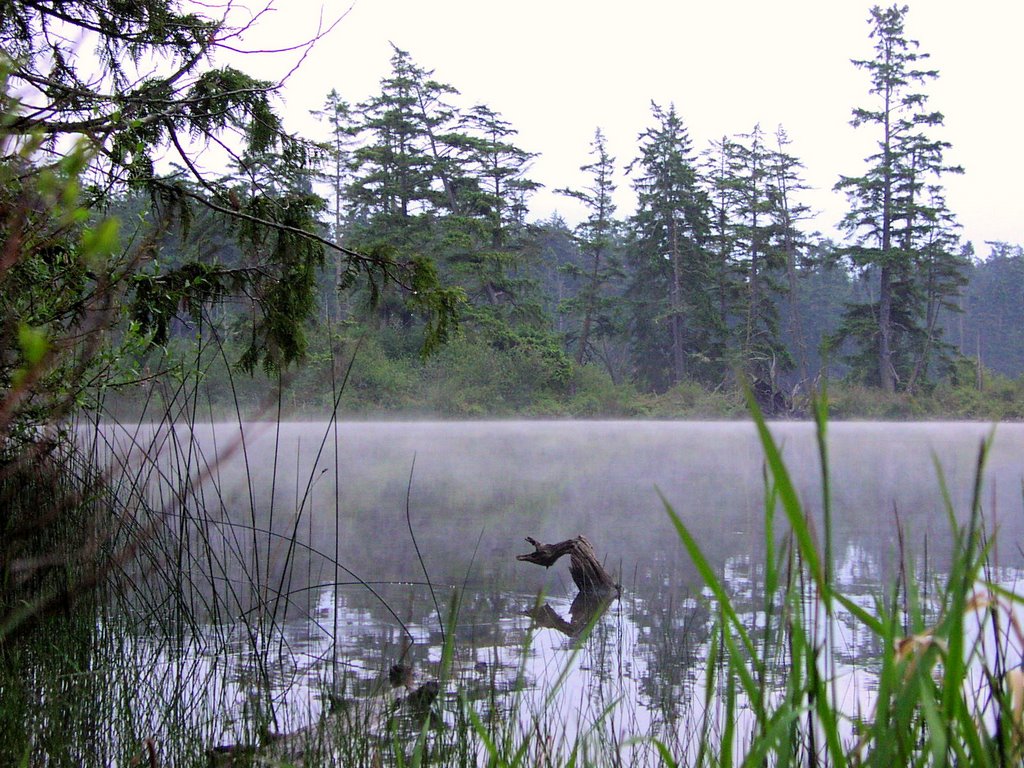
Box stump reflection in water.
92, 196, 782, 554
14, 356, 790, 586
518, 535, 620, 638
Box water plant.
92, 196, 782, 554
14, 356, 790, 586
4, 343, 1024, 768
653, 389, 1023, 767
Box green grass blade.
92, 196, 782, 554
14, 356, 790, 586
661, 492, 758, 663
743, 386, 829, 605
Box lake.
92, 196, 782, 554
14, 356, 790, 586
87, 419, 1024, 763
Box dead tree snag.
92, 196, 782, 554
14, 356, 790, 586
517, 536, 620, 638
517, 535, 620, 595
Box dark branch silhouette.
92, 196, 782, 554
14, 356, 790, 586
517, 535, 620, 639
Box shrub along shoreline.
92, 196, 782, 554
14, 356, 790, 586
103, 331, 1024, 423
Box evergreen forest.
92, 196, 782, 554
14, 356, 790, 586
3, 1, 1024, 434
6, 4, 1024, 766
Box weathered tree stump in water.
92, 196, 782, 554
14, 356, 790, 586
517, 535, 620, 639
517, 535, 620, 595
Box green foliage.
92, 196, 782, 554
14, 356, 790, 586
628, 103, 723, 391
564, 365, 646, 417
949, 243, 1024, 378
657, 393, 1016, 767
1, 1, 457, 380
0, 128, 128, 429
408, 256, 466, 357
818, 381, 919, 419
925, 372, 1024, 421
5, 4, 1022, 422
834, 4, 965, 393
419, 329, 572, 415
639, 380, 747, 418
704, 125, 809, 390
558, 128, 626, 368
338, 46, 542, 367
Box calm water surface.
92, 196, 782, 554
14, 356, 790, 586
98, 420, 1024, 754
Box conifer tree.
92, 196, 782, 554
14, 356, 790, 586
702, 125, 810, 400
834, 4, 963, 391
0, 3, 457, 375
312, 89, 358, 320
710, 126, 792, 381
349, 46, 450, 249
558, 129, 624, 367
627, 104, 720, 390
703, 135, 745, 341
446, 104, 542, 324
770, 127, 814, 385
906, 187, 968, 390
345, 47, 543, 344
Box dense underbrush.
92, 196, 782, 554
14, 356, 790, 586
105, 327, 1024, 422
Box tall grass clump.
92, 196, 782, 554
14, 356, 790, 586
656, 388, 1024, 767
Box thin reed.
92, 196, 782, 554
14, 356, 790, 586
4, 362, 1024, 767
654, 390, 1023, 767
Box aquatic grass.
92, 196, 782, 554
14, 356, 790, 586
4, 324, 660, 765
1, 327, 422, 763
650, 390, 1021, 768
9, 326, 1024, 768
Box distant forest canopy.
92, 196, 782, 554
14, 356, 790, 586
4, 1, 1023, 425
116, 4, 1023, 411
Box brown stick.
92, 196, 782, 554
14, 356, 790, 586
517, 537, 578, 568
517, 536, 619, 595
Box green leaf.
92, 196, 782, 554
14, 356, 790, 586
80, 217, 121, 262
17, 324, 49, 366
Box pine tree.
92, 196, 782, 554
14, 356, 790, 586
312, 89, 358, 320
627, 104, 720, 391
706, 126, 799, 387
445, 104, 543, 324
346, 47, 547, 347
701, 125, 811, 403
558, 129, 624, 368
769, 127, 814, 385
703, 135, 745, 348
349, 46, 450, 249
906, 187, 968, 390
459, 105, 540, 245
834, 4, 963, 392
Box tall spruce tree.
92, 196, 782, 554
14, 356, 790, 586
703, 135, 744, 346
558, 129, 624, 368
445, 103, 543, 326
834, 3, 963, 392
905, 187, 968, 390
345, 47, 548, 347
349, 46, 451, 250
459, 105, 540, 247
627, 104, 720, 390
312, 89, 358, 320
705, 125, 799, 389
770, 127, 814, 385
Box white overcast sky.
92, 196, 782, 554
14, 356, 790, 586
235, 0, 1024, 252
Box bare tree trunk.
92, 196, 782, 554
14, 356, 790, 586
518, 536, 619, 639
517, 536, 619, 595
879, 266, 895, 392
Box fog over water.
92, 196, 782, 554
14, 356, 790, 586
91, 419, 1024, 752
102, 419, 1024, 600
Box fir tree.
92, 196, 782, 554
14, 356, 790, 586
312, 89, 358, 320
627, 104, 720, 391
705, 125, 799, 389
834, 3, 963, 391
558, 129, 624, 368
